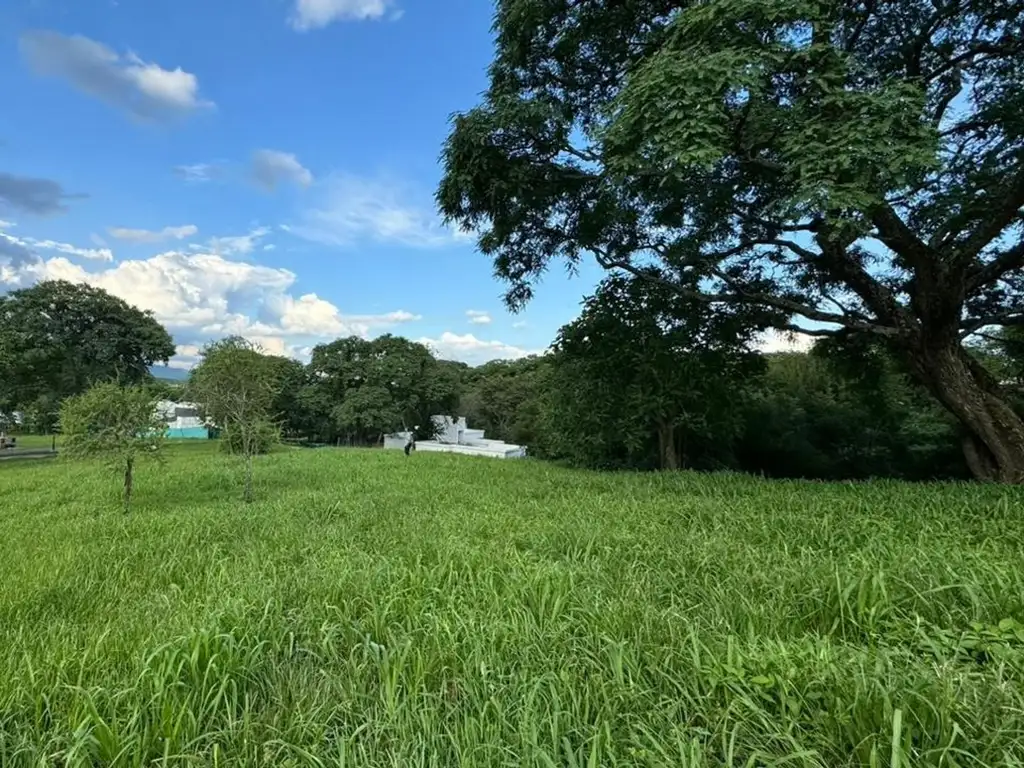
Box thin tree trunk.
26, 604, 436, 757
123, 456, 134, 514
910, 340, 1024, 484
244, 452, 254, 503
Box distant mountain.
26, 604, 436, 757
150, 365, 188, 382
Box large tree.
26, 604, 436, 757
545, 274, 768, 470
437, 0, 1024, 482
0, 281, 175, 422
306, 335, 460, 444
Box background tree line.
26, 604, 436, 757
458, 276, 1022, 482
3, 278, 1022, 483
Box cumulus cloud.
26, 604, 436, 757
293, 173, 463, 248
251, 150, 313, 191
19, 31, 213, 121
3, 248, 421, 367
167, 344, 203, 371
108, 224, 198, 244
466, 309, 492, 325
417, 331, 542, 365
0, 171, 80, 216
289, 0, 397, 30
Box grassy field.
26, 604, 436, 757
1, 444, 1023, 767
1, 434, 59, 450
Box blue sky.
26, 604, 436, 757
0, 0, 611, 368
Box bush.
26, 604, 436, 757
219, 420, 279, 456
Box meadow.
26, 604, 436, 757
1, 444, 1023, 767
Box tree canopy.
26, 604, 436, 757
188, 337, 283, 502
0, 281, 175, 424
438, 0, 1024, 482
59, 382, 165, 514
305, 335, 460, 444
546, 274, 768, 469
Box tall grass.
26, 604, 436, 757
1, 444, 1023, 766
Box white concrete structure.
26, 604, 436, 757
155, 401, 205, 430
385, 415, 527, 459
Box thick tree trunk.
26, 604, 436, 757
657, 422, 679, 470
909, 340, 1024, 484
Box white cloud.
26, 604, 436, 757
19, 31, 213, 121
512, 320, 527, 329
0, 222, 112, 264
0, 234, 36, 270
173, 163, 222, 183
26, 238, 113, 262
251, 149, 313, 191
756, 329, 815, 354
293, 173, 462, 248
290, 0, 397, 30
3, 248, 420, 367
466, 309, 492, 325
167, 344, 202, 370
200, 226, 272, 256
108, 224, 198, 244
417, 331, 542, 365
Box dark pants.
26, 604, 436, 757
404, 443, 412, 456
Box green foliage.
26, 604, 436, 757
263, 355, 310, 439
737, 351, 966, 480
544, 275, 770, 469
0, 281, 175, 414
1, 446, 1023, 764
58, 382, 165, 513
459, 356, 549, 447
305, 335, 459, 444
219, 419, 279, 456
187, 337, 283, 502
438, 0, 1024, 481
144, 378, 184, 404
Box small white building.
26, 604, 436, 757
155, 401, 210, 438
384, 415, 526, 459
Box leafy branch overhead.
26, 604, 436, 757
438, 0, 1024, 483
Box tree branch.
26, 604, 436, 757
967, 240, 1024, 292
843, 0, 877, 52
814, 231, 911, 327
586, 235, 903, 336
711, 267, 902, 335
782, 324, 843, 338
961, 310, 1024, 337
931, 64, 963, 128
869, 202, 936, 271
957, 169, 1024, 262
